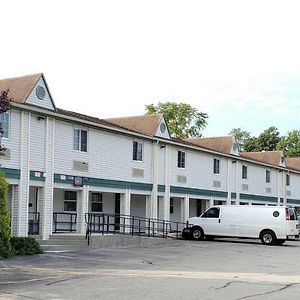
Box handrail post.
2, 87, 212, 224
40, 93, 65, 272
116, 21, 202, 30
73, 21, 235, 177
148, 218, 150, 237
131, 216, 134, 236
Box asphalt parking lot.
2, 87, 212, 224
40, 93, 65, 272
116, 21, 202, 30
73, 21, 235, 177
1, 237, 300, 300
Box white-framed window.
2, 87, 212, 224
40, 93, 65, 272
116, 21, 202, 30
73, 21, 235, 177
213, 158, 220, 174
91, 193, 103, 212
242, 165, 248, 179
133, 141, 143, 161
64, 191, 77, 212
177, 151, 185, 168
73, 129, 87, 152
266, 170, 271, 183
286, 174, 290, 186
0, 112, 9, 138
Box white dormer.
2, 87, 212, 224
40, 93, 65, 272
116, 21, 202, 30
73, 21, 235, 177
279, 155, 286, 167
26, 75, 56, 111
230, 137, 240, 156
154, 117, 170, 139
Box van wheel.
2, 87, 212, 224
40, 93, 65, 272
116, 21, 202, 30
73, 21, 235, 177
260, 230, 276, 245
191, 227, 204, 240
275, 239, 285, 245
205, 235, 215, 241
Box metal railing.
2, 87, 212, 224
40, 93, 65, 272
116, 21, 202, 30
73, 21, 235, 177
85, 212, 190, 245
28, 212, 40, 235
53, 212, 77, 233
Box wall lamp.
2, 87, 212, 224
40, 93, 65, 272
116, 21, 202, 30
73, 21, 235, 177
37, 116, 45, 121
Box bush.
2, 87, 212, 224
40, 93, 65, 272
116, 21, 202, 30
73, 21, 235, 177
11, 237, 44, 255
0, 172, 12, 258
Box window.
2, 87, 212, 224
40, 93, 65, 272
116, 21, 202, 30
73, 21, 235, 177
91, 193, 103, 212
64, 191, 77, 212
242, 165, 248, 179
170, 198, 174, 214
201, 207, 220, 218
133, 141, 143, 161
286, 174, 290, 186
73, 129, 87, 152
177, 151, 185, 168
266, 170, 271, 183
0, 112, 9, 138
213, 158, 220, 174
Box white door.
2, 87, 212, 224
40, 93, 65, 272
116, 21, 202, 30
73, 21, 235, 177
200, 207, 222, 235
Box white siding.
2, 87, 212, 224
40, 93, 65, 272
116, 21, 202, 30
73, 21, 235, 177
0, 110, 21, 169
26, 77, 55, 111
54, 120, 153, 183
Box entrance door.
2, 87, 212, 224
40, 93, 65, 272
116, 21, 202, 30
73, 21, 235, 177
115, 193, 120, 230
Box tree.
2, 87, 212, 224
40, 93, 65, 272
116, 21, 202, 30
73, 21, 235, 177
0, 172, 12, 258
229, 128, 251, 151
256, 126, 280, 151
145, 102, 208, 139
277, 130, 300, 157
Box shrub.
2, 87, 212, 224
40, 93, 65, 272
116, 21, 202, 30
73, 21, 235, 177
11, 237, 44, 255
0, 172, 12, 258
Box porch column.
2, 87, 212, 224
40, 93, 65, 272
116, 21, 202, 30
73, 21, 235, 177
145, 195, 151, 219
209, 196, 214, 208
235, 160, 240, 205
181, 194, 189, 223
41, 117, 55, 240
11, 185, 19, 236
120, 189, 131, 233
77, 185, 89, 234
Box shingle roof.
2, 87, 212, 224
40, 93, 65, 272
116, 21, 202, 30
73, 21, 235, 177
106, 114, 163, 137
286, 157, 300, 172
0, 73, 42, 103
240, 150, 284, 167
185, 136, 234, 155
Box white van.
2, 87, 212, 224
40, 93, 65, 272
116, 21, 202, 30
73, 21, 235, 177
182, 205, 299, 245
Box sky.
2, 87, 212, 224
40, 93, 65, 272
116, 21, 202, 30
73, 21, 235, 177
2, 0, 300, 137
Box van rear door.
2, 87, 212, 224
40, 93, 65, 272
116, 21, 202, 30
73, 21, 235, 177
286, 207, 299, 238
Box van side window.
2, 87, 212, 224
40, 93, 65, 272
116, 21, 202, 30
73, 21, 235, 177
201, 207, 220, 218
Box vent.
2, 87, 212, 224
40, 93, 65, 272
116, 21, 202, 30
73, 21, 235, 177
73, 161, 88, 172
132, 168, 144, 178
266, 187, 272, 193
213, 180, 221, 188
286, 190, 291, 197
242, 184, 249, 191
177, 175, 187, 183
0, 148, 10, 160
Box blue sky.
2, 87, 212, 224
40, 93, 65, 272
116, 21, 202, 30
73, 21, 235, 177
1, 0, 300, 138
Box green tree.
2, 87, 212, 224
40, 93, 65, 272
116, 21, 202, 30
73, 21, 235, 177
277, 130, 300, 157
145, 102, 208, 138
243, 136, 259, 152
229, 128, 251, 151
256, 126, 280, 151
0, 172, 12, 258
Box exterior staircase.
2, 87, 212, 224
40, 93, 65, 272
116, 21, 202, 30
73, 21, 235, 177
36, 234, 88, 252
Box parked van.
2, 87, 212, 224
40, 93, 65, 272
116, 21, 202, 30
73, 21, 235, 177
182, 205, 299, 245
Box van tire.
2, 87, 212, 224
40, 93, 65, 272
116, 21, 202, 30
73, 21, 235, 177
191, 227, 204, 240
260, 230, 276, 245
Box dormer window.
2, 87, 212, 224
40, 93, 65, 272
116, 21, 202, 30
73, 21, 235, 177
0, 112, 9, 138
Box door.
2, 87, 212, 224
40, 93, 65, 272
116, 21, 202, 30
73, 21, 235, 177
199, 207, 222, 235
115, 193, 120, 230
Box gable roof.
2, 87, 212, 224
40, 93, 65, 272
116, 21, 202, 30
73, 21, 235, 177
106, 114, 164, 137
0, 73, 42, 103
185, 136, 235, 155
286, 157, 300, 172
240, 150, 284, 167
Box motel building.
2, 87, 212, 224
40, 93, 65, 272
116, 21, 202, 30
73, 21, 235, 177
0, 73, 300, 241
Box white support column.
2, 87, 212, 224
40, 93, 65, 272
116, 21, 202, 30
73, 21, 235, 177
77, 185, 89, 234
181, 194, 189, 223
145, 195, 152, 219
17, 111, 31, 237
277, 170, 282, 205
151, 142, 159, 219
227, 159, 231, 205
41, 117, 55, 240
162, 145, 171, 221
209, 196, 214, 208
282, 172, 287, 206
235, 160, 240, 205
120, 189, 131, 232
